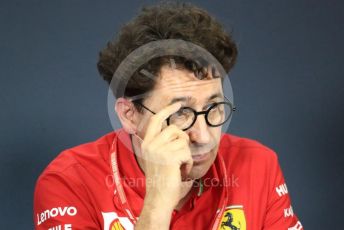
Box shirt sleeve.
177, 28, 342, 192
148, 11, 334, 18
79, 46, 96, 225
33, 172, 100, 230
263, 153, 303, 230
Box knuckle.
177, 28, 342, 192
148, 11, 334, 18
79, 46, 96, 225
168, 124, 178, 131
149, 114, 157, 123
176, 139, 185, 147
180, 131, 190, 141
184, 137, 189, 145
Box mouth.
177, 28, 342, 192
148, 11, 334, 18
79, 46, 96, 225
192, 151, 211, 163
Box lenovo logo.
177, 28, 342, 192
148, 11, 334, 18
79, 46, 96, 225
36, 206, 77, 225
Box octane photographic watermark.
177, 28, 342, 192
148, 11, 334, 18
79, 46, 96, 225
105, 174, 240, 189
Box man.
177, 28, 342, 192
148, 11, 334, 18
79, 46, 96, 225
34, 2, 303, 230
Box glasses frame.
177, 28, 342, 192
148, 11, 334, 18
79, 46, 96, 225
132, 96, 236, 131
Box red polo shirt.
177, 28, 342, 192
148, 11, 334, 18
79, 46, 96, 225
33, 129, 303, 230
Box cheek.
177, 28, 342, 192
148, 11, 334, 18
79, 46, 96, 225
210, 128, 222, 156
134, 114, 150, 136
210, 127, 222, 143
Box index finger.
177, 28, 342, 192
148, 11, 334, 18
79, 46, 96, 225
143, 102, 182, 143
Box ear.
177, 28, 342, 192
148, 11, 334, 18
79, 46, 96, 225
115, 97, 138, 134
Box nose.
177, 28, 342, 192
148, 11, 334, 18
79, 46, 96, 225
188, 114, 211, 144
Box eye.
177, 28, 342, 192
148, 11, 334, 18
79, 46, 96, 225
176, 109, 186, 116
176, 107, 191, 116
204, 102, 218, 110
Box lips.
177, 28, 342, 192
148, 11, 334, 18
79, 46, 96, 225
192, 152, 210, 163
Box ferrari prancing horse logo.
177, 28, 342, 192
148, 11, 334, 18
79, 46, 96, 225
219, 205, 246, 230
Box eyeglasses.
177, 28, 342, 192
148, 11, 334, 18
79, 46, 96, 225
133, 96, 236, 131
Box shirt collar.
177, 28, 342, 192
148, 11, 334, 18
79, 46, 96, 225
115, 129, 146, 198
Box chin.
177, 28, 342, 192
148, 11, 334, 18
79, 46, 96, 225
188, 151, 217, 179
188, 168, 208, 180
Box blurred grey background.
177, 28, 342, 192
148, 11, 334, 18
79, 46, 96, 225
0, 0, 343, 229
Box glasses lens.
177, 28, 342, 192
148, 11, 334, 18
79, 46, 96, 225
168, 107, 195, 130
207, 102, 232, 126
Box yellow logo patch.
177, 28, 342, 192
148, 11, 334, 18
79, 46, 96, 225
219, 205, 246, 230
109, 219, 124, 230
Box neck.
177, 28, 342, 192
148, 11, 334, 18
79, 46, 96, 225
130, 134, 146, 173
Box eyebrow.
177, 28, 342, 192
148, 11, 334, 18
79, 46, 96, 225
168, 92, 223, 105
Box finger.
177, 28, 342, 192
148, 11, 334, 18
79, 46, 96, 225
158, 137, 189, 153
143, 102, 182, 143
148, 138, 189, 162
181, 157, 194, 181
150, 125, 189, 149
171, 141, 192, 165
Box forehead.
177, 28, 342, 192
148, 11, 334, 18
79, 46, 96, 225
151, 65, 223, 101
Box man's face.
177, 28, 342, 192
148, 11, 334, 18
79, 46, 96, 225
134, 65, 224, 179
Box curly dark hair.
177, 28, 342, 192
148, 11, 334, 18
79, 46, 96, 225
97, 1, 238, 112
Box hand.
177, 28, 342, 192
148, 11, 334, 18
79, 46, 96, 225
140, 102, 194, 208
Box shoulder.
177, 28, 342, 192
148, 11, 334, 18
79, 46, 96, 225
36, 131, 116, 183
218, 133, 279, 169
